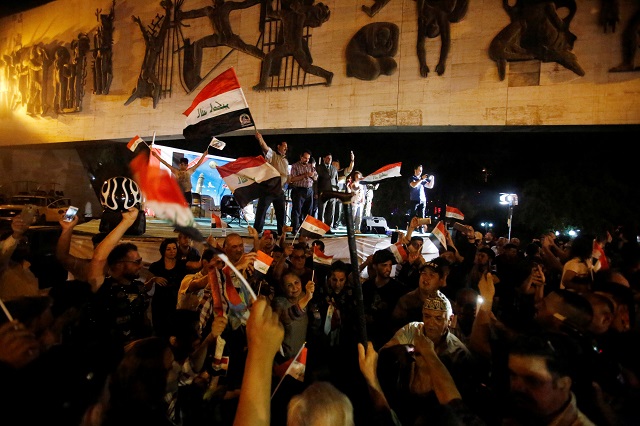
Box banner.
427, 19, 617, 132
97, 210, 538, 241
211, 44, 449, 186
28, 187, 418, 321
213, 156, 281, 208
183, 67, 254, 141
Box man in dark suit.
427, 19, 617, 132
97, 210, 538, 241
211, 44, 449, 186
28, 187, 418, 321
316, 152, 339, 232
317, 151, 355, 231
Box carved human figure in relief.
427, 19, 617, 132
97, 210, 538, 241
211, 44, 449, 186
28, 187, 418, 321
416, 0, 469, 77
125, 0, 172, 109
346, 22, 399, 80
253, 0, 333, 91
488, 0, 584, 80
609, 3, 640, 72
177, 0, 264, 91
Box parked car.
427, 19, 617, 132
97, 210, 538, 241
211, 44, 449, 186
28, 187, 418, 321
0, 195, 72, 225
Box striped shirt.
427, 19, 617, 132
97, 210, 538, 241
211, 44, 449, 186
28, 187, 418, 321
290, 161, 316, 188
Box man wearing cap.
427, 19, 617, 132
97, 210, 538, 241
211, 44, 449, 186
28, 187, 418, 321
380, 291, 477, 424
362, 249, 410, 349
392, 257, 451, 328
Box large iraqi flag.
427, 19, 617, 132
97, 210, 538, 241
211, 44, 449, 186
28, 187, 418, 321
183, 67, 255, 141
213, 156, 281, 208
361, 162, 402, 183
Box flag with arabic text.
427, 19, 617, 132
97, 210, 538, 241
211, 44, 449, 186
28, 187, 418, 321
183, 67, 254, 141
313, 245, 333, 266
213, 156, 281, 208
361, 162, 402, 183
299, 215, 330, 239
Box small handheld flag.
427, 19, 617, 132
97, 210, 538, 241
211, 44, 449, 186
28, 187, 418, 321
445, 205, 464, 221
431, 221, 447, 249
254, 250, 274, 275
299, 215, 331, 239
312, 245, 333, 266
127, 135, 146, 152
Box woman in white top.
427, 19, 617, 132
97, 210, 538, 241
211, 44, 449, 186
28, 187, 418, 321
347, 171, 365, 233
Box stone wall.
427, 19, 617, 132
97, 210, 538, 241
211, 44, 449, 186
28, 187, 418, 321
0, 0, 638, 148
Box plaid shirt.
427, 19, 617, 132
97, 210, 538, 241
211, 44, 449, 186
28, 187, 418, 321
290, 161, 316, 188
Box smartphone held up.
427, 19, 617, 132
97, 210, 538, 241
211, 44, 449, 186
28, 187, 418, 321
19, 204, 36, 225
63, 206, 79, 222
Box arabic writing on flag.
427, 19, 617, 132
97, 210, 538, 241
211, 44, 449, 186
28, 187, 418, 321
127, 135, 145, 152
431, 221, 447, 250
129, 150, 197, 229
214, 156, 281, 208
361, 162, 402, 183
313, 245, 333, 266
183, 67, 254, 141
445, 205, 464, 221
299, 215, 330, 239
254, 250, 274, 275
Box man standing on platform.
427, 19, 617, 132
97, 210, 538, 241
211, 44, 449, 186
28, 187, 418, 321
253, 132, 289, 236
289, 149, 317, 232
408, 164, 434, 233
316, 151, 354, 232
331, 154, 355, 228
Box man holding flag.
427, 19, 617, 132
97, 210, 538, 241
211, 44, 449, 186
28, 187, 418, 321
253, 131, 290, 237
150, 146, 209, 206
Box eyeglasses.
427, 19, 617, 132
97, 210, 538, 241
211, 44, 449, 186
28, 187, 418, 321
119, 258, 143, 265
290, 255, 306, 260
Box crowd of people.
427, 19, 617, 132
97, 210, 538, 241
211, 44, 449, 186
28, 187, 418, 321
2, 200, 640, 425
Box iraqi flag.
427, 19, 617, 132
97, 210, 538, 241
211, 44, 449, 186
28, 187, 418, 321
127, 135, 146, 152
313, 245, 333, 266
299, 215, 330, 239
254, 250, 274, 275
387, 241, 408, 264
213, 156, 281, 208
446, 205, 464, 221
129, 150, 202, 238
183, 67, 255, 141
430, 220, 447, 250
273, 343, 307, 382
361, 162, 402, 183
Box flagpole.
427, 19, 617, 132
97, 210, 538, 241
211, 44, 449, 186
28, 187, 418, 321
319, 191, 367, 345
271, 342, 306, 399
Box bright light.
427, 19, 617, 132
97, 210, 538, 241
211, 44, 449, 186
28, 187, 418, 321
499, 193, 518, 205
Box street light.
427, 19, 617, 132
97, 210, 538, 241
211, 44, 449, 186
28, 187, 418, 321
480, 222, 493, 234
499, 193, 518, 240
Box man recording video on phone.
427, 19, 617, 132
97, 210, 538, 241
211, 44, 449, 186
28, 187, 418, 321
408, 164, 434, 234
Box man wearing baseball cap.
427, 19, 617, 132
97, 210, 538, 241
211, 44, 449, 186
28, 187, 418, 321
392, 257, 451, 328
